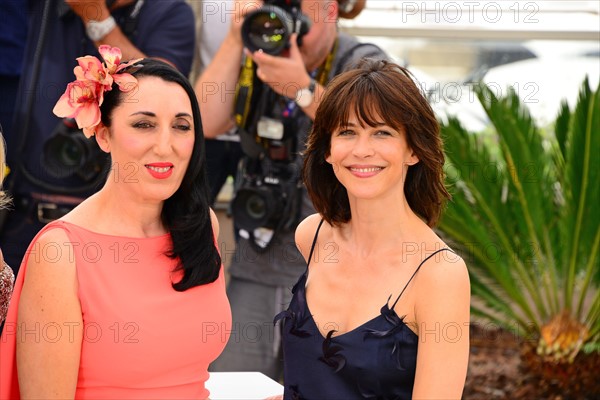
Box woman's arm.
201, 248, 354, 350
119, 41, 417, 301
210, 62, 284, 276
412, 252, 471, 399
210, 208, 221, 246
16, 228, 83, 399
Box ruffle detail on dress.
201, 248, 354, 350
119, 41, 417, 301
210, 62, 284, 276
318, 330, 346, 372
391, 338, 408, 371
357, 384, 406, 400
273, 308, 312, 338
287, 384, 307, 400
363, 297, 407, 339
290, 274, 305, 294
362, 296, 410, 371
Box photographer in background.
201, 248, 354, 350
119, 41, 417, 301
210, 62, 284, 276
191, 0, 244, 206
0, 0, 195, 272
196, 0, 387, 379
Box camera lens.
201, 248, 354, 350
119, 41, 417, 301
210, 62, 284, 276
43, 132, 87, 178
58, 138, 85, 167
241, 5, 293, 55
42, 120, 108, 181
245, 193, 268, 220
232, 185, 283, 232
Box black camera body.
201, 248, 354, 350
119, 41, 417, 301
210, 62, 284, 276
232, 90, 304, 241
241, 0, 312, 55
231, 155, 303, 250
42, 118, 108, 182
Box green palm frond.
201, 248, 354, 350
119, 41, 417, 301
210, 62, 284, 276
439, 78, 600, 360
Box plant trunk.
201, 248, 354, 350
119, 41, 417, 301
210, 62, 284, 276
519, 342, 600, 399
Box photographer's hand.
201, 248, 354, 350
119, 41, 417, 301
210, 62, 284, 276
251, 34, 320, 119
66, 0, 147, 63
195, 0, 263, 138
229, 0, 264, 41
66, 0, 111, 22
66, 0, 138, 23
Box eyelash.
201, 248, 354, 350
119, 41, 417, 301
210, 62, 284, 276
174, 124, 192, 131
337, 130, 353, 136
336, 130, 393, 137
132, 122, 192, 131
133, 121, 153, 129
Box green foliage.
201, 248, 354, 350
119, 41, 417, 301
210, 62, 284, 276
438, 79, 600, 354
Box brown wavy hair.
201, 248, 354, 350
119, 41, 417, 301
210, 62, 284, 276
338, 0, 366, 19
303, 58, 450, 227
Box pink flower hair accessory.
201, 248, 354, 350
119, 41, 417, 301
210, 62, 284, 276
53, 45, 142, 138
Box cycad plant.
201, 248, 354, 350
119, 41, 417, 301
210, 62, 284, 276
438, 78, 599, 392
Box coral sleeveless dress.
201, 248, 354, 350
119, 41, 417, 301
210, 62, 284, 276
0, 220, 231, 399
275, 219, 453, 399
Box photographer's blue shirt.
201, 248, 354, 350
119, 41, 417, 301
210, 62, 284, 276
7, 0, 195, 197
0, 0, 28, 77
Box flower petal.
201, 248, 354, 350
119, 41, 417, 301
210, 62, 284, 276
116, 58, 144, 73
99, 45, 122, 73
74, 102, 101, 131
82, 126, 96, 138
113, 73, 138, 92
52, 91, 78, 118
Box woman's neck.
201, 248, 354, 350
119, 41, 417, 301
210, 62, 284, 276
88, 187, 166, 238
340, 196, 426, 257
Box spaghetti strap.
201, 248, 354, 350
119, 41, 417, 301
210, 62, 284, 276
391, 248, 455, 309
306, 219, 325, 270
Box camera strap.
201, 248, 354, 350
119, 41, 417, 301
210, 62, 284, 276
233, 38, 339, 146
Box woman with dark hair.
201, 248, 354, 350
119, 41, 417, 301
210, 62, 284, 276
0, 47, 231, 399
276, 59, 470, 399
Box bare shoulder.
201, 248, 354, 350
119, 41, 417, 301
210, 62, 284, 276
20, 226, 79, 316
414, 248, 470, 321
24, 227, 77, 279
417, 249, 469, 290
209, 207, 220, 240
295, 213, 325, 262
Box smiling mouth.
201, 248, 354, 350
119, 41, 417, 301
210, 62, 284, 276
146, 165, 172, 173
349, 167, 383, 173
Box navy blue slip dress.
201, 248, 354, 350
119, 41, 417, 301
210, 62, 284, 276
275, 219, 453, 399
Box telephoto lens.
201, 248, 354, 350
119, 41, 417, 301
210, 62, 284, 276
241, 2, 311, 55
231, 183, 284, 232
42, 119, 107, 181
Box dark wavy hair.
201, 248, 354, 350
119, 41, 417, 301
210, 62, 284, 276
303, 58, 450, 227
100, 58, 221, 290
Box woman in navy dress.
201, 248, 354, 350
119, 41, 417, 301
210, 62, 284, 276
276, 59, 471, 399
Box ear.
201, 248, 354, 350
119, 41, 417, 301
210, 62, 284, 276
406, 149, 419, 166
94, 123, 111, 153
328, 0, 339, 20
325, 152, 332, 164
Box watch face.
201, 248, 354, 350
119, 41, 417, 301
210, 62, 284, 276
296, 87, 314, 108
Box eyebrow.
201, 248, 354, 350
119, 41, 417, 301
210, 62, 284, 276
130, 111, 193, 119
341, 121, 389, 128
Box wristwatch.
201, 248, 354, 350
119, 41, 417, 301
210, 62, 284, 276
295, 78, 317, 108
86, 15, 117, 42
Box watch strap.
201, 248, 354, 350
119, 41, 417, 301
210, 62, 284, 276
307, 78, 316, 94
86, 15, 117, 42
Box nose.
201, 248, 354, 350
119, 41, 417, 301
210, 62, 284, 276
352, 135, 375, 158
153, 127, 173, 156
